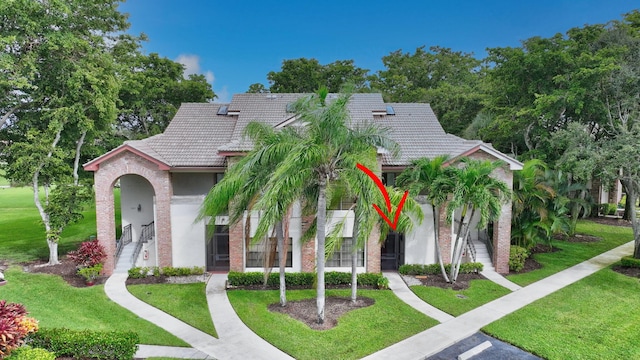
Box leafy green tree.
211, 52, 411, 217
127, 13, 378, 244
370, 46, 483, 135
267, 58, 369, 93
246, 83, 268, 93
251, 90, 397, 323
118, 53, 215, 139
0, 0, 134, 264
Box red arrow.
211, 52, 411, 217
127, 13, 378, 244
356, 163, 409, 230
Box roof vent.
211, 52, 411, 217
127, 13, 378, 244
386, 106, 395, 115
217, 105, 228, 115
266, 94, 278, 100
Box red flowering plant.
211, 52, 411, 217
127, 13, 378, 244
68, 239, 106, 268
0, 300, 39, 357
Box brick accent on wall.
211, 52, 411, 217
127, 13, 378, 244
366, 224, 381, 273
229, 217, 244, 272
93, 151, 173, 275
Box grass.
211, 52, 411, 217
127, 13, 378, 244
227, 289, 438, 360
128, 283, 217, 337
0, 186, 121, 263
484, 267, 640, 359
0, 169, 8, 186
507, 220, 634, 286
409, 279, 512, 316
0, 267, 188, 347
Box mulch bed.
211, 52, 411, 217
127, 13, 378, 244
587, 216, 632, 227
415, 272, 485, 290
269, 296, 375, 330
24, 257, 106, 288
612, 265, 640, 278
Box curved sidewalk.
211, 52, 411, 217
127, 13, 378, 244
363, 240, 635, 360
104, 273, 293, 360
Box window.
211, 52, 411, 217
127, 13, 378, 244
326, 238, 364, 267
246, 237, 293, 267
382, 172, 400, 186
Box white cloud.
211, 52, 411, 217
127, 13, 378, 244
216, 86, 230, 103
175, 54, 215, 84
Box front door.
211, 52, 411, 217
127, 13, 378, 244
207, 225, 230, 271
381, 231, 405, 270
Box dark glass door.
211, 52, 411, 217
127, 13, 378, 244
207, 225, 229, 271
381, 231, 405, 270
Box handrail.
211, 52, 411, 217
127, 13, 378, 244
115, 224, 132, 260
466, 237, 477, 262
131, 221, 154, 265
479, 228, 494, 262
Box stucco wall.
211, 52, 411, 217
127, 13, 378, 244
170, 196, 207, 268
172, 173, 216, 196
404, 204, 436, 265
120, 175, 155, 243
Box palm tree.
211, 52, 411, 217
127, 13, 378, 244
447, 158, 511, 282
252, 90, 398, 324
198, 122, 300, 307
396, 155, 454, 282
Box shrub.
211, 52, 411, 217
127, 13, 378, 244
509, 246, 530, 272
0, 301, 39, 357
619, 256, 640, 268
399, 262, 483, 275
376, 276, 389, 290
5, 346, 56, 360
68, 239, 106, 268
127, 267, 150, 279
228, 271, 387, 289
77, 264, 103, 283
28, 328, 139, 360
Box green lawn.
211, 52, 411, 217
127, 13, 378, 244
0, 267, 188, 347
410, 279, 512, 316
227, 289, 438, 360
484, 267, 640, 359
507, 220, 634, 286
128, 283, 218, 337
0, 186, 120, 263
0, 169, 8, 186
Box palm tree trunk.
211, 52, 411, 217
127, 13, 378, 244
448, 206, 468, 281
351, 211, 360, 304
276, 220, 287, 307
432, 205, 450, 283
316, 182, 327, 324
452, 208, 476, 281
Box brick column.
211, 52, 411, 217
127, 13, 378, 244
493, 171, 513, 274
95, 174, 116, 275
229, 216, 244, 272
366, 224, 381, 273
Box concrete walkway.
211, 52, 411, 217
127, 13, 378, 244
480, 268, 522, 291
362, 240, 634, 360
107, 240, 633, 359
104, 273, 294, 360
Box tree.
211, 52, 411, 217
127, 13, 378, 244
198, 122, 300, 306
446, 159, 510, 282
246, 83, 268, 93
251, 89, 398, 323
117, 53, 215, 139
1, 0, 135, 264
267, 58, 369, 93
370, 46, 484, 135
396, 155, 454, 282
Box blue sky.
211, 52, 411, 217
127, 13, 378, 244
118, 0, 638, 102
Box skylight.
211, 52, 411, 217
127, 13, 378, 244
217, 105, 228, 115
386, 106, 395, 115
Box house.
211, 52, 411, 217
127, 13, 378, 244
84, 93, 522, 276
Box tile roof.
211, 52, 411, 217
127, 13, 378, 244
88, 94, 518, 169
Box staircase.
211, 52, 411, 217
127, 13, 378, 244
471, 236, 495, 272
114, 241, 136, 274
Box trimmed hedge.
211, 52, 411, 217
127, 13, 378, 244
619, 256, 640, 268
398, 262, 484, 276
128, 266, 204, 279
27, 328, 139, 360
227, 271, 387, 289
6, 346, 56, 360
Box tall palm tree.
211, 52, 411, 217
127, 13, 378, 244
198, 122, 300, 307
396, 155, 454, 282
447, 158, 511, 282
252, 90, 398, 324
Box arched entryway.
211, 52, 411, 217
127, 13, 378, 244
90, 150, 173, 275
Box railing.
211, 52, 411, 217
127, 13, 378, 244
478, 228, 494, 263
465, 237, 477, 262
131, 221, 154, 265
115, 224, 132, 260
